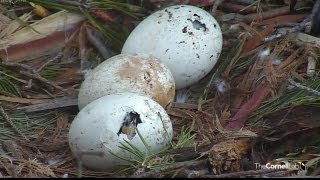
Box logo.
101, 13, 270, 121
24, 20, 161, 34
255, 161, 307, 171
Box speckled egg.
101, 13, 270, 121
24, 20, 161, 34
78, 53, 175, 110
122, 5, 223, 89
68, 92, 173, 171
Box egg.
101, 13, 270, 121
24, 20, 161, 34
122, 5, 223, 89
78, 53, 175, 110
68, 92, 173, 171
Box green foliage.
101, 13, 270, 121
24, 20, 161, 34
108, 128, 173, 174
0, 77, 21, 97
248, 77, 320, 126
0, 111, 58, 141
172, 120, 196, 149
39, 63, 65, 79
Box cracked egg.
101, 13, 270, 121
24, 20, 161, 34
122, 5, 223, 89
68, 92, 173, 171
78, 53, 175, 110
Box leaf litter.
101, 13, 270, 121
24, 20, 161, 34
0, 0, 319, 178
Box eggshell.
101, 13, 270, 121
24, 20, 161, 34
68, 92, 173, 171
122, 5, 223, 89
78, 53, 175, 110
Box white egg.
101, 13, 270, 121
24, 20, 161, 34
78, 53, 175, 110
122, 5, 223, 89
68, 92, 173, 171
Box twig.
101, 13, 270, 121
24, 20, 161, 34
243, 6, 290, 23
263, 16, 311, 42
19, 71, 66, 92
288, 78, 320, 96
202, 169, 286, 178
171, 102, 198, 110
49, 0, 87, 7
220, 2, 257, 14
86, 26, 112, 59
275, 22, 300, 28
0, 95, 47, 104
0, 106, 30, 141
35, 52, 63, 73
131, 159, 207, 178
231, 0, 254, 5
0, 71, 28, 85
17, 95, 78, 112
2, 62, 35, 72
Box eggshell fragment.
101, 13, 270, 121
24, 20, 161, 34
78, 53, 175, 110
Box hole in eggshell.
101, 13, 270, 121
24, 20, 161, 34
193, 14, 200, 18
117, 111, 142, 140
187, 19, 207, 32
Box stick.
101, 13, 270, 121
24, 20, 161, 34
19, 71, 66, 92
263, 16, 311, 42
243, 6, 290, 23
288, 78, 320, 96
17, 95, 78, 112
220, 2, 257, 14
0, 95, 47, 104
171, 102, 198, 110
230, 0, 255, 5
35, 52, 63, 73
2, 62, 35, 72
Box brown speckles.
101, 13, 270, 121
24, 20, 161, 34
115, 55, 175, 108
165, 9, 173, 19
117, 57, 142, 80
